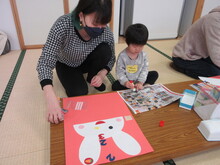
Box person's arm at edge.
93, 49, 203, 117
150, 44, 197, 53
37, 16, 68, 124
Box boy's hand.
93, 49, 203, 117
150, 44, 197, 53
135, 82, 144, 91
125, 81, 135, 89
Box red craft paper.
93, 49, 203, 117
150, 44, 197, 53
63, 92, 153, 165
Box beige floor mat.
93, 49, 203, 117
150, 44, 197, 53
0, 49, 50, 165
0, 150, 49, 165
0, 50, 20, 97
174, 147, 220, 165
0, 43, 220, 165
148, 39, 180, 57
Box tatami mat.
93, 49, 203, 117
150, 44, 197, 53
0, 150, 49, 165
0, 41, 220, 165
0, 50, 20, 97
174, 147, 220, 165
0, 49, 50, 165
148, 39, 180, 57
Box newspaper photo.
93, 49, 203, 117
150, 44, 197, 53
117, 84, 183, 114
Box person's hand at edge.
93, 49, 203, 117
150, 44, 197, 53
43, 85, 64, 124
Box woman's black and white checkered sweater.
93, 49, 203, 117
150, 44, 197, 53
36, 14, 115, 88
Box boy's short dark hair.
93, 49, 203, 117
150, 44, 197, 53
74, 0, 112, 25
125, 23, 149, 45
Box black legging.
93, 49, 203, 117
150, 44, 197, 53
112, 71, 159, 91
172, 57, 220, 79
56, 43, 112, 97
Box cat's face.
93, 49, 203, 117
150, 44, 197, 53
73, 117, 124, 138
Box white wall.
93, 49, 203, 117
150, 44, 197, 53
4, 0, 218, 50
178, 0, 220, 36
16, 0, 64, 45
201, 0, 220, 16
68, 0, 78, 12
132, 0, 185, 40
178, 0, 197, 36
0, 0, 20, 50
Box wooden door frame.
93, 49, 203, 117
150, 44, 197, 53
10, 0, 25, 49
192, 0, 204, 23
109, 0, 114, 31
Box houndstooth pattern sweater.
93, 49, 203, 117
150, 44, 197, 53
36, 13, 115, 87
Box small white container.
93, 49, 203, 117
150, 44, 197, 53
198, 120, 220, 141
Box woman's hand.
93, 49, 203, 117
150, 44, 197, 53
43, 85, 64, 124
90, 69, 108, 87
91, 75, 103, 87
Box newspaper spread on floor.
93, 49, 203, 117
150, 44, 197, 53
117, 84, 183, 114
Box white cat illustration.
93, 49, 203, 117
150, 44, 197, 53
73, 116, 141, 165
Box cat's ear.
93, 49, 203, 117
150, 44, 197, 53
79, 136, 101, 164
112, 131, 141, 155
73, 124, 86, 136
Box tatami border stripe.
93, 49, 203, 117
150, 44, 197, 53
0, 50, 26, 121
107, 72, 116, 84
146, 43, 172, 61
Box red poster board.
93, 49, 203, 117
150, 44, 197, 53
63, 92, 153, 165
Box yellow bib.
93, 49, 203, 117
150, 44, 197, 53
126, 65, 138, 73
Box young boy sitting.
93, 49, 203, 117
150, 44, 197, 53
112, 23, 159, 91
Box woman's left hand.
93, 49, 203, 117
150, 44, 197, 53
90, 75, 103, 87
90, 69, 108, 87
